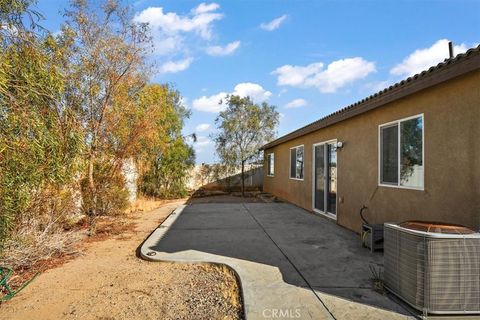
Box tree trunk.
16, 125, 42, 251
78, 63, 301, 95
241, 160, 245, 197
87, 148, 97, 233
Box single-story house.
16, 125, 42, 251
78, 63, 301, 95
261, 45, 480, 233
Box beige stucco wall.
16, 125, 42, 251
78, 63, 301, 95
264, 70, 480, 233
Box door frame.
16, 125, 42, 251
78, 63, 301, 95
312, 139, 338, 220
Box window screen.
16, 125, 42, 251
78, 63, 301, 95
380, 115, 423, 188
290, 146, 304, 179
290, 149, 296, 178
400, 117, 423, 188
267, 154, 274, 176
381, 124, 399, 184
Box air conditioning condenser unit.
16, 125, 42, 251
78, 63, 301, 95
384, 221, 480, 315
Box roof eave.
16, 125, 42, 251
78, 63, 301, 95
260, 46, 480, 151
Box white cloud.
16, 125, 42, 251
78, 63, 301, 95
180, 97, 189, 109
193, 3, 220, 14
363, 80, 394, 94
194, 135, 213, 153
133, 3, 245, 74
206, 40, 241, 56
390, 39, 468, 76
197, 136, 212, 146
192, 82, 272, 113
192, 92, 228, 113
260, 15, 287, 31
272, 57, 376, 93
159, 57, 193, 73
232, 82, 272, 101
273, 62, 324, 87
151, 35, 184, 56
278, 88, 288, 97
133, 5, 222, 39
285, 98, 307, 109
133, 3, 227, 73
195, 123, 211, 132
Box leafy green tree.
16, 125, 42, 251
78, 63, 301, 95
58, 0, 151, 227
140, 137, 195, 199
129, 83, 190, 168
137, 84, 195, 199
0, 0, 82, 246
0, 0, 196, 246
213, 95, 279, 196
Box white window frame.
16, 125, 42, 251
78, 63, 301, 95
378, 113, 425, 191
266, 153, 275, 177
289, 144, 304, 181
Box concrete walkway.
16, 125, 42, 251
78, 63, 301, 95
141, 202, 413, 320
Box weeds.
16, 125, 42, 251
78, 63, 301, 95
1, 219, 82, 271
369, 264, 385, 293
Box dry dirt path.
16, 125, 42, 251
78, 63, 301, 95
0, 200, 243, 320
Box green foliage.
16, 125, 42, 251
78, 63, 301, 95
109, 83, 189, 163
214, 95, 279, 165
0, 0, 43, 46
137, 84, 195, 199
80, 162, 129, 218
213, 95, 279, 194
0, 0, 195, 247
0, 4, 83, 248
400, 117, 423, 181
57, 0, 153, 221
0, 0, 32, 14
140, 137, 195, 199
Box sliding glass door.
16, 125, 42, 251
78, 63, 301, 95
313, 142, 337, 218
327, 144, 337, 215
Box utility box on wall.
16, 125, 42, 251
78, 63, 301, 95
361, 224, 384, 252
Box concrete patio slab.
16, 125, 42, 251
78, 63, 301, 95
141, 202, 415, 320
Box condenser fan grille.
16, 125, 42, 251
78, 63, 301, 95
384, 223, 480, 314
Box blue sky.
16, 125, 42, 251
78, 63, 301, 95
36, 0, 480, 163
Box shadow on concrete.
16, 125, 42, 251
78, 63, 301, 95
147, 200, 413, 317
186, 193, 266, 204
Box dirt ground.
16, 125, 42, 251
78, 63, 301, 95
0, 200, 243, 320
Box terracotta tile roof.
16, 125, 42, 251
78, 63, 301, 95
261, 44, 480, 150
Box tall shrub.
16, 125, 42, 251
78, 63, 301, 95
0, 1, 83, 247
140, 137, 195, 198
57, 0, 151, 227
